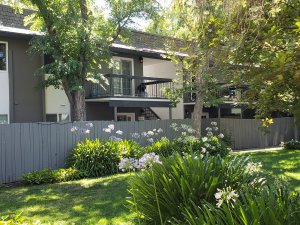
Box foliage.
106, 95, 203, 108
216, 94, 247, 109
233, 0, 300, 120
68, 139, 121, 177
147, 0, 266, 134
283, 140, 300, 150
68, 139, 142, 177
143, 137, 176, 157
0, 212, 27, 225
128, 153, 266, 223
22, 169, 56, 185
53, 167, 86, 182
22, 168, 85, 185
172, 187, 300, 225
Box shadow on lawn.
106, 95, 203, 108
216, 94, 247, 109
247, 150, 300, 191
0, 174, 134, 224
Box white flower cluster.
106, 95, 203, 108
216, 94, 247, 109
245, 162, 263, 175
214, 186, 239, 208
70, 122, 93, 135
170, 123, 196, 134
131, 128, 163, 143
118, 158, 139, 172
118, 152, 162, 172
103, 124, 123, 141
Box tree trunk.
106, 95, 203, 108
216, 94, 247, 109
192, 92, 204, 137
69, 90, 86, 121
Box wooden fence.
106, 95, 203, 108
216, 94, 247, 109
0, 117, 298, 184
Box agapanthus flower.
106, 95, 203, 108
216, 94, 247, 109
139, 153, 162, 169
218, 133, 224, 139
157, 128, 163, 133
70, 126, 78, 132
103, 128, 111, 133
245, 162, 262, 175
118, 158, 139, 172
147, 131, 154, 136
207, 131, 213, 137
86, 122, 93, 128
215, 186, 239, 208
147, 138, 154, 143
202, 137, 208, 142
116, 130, 123, 135
141, 132, 147, 137
131, 133, 140, 139
108, 124, 115, 130
211, 121, 218, 127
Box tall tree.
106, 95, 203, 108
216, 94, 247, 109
148, 0, 265, 136
232, 0, 300, 121
3, 0, 157, 121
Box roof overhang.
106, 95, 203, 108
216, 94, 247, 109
0, 25, 42, 38
111, 43, 188, 59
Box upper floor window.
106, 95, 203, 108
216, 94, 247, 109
0, 43, 7, 71
112, 58, 133, 75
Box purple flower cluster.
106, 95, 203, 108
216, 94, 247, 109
130, 128, 163, 144
70, 122, 94, 135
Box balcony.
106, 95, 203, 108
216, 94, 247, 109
183, 85, 247, 104
85, 74, 173, 99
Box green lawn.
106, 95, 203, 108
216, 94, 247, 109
0, 174, 135, 225
0, 150, 299, 224
237, 150, 300, 192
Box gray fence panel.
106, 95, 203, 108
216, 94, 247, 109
0, 117, 298, 184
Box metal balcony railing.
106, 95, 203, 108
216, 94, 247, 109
183, 86, 247, 103
85, 74, 173, 99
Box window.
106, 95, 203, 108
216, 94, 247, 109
46, 114, 70, 122
0, 43, 7, 71
117, 113, 135, 121
0, 114, 8, 124
112, 58, 133, 96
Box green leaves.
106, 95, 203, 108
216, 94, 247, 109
128, 153, 267, 224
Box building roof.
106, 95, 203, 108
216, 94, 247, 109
0, 4, 186, 57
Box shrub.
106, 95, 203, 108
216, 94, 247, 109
128, 153, 266, 224
116, 139, 143, 158
22, 168, 85, 185
67, 139, 120, 177
283, 139, 300, 150
22, 169, 56, 185
172, 187, 300, 225
54, 167, 86, 182
144, 136, 231, 159
143, 137, 176, 157
68, 139, 142, 177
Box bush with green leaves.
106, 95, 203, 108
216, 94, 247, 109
172, 187, 300, 225
54, 167, 86, 182
22, 168, 85, 185
283, 139, 300, 150
67, 139, 142, 177
22, 169, 56, 185
128, 153, 267, 224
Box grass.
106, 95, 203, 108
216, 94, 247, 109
0, 173, 135, 225
237, 149, 300, 192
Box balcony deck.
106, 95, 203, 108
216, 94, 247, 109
85, 74, 173, 99
85, 74, 173, 107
